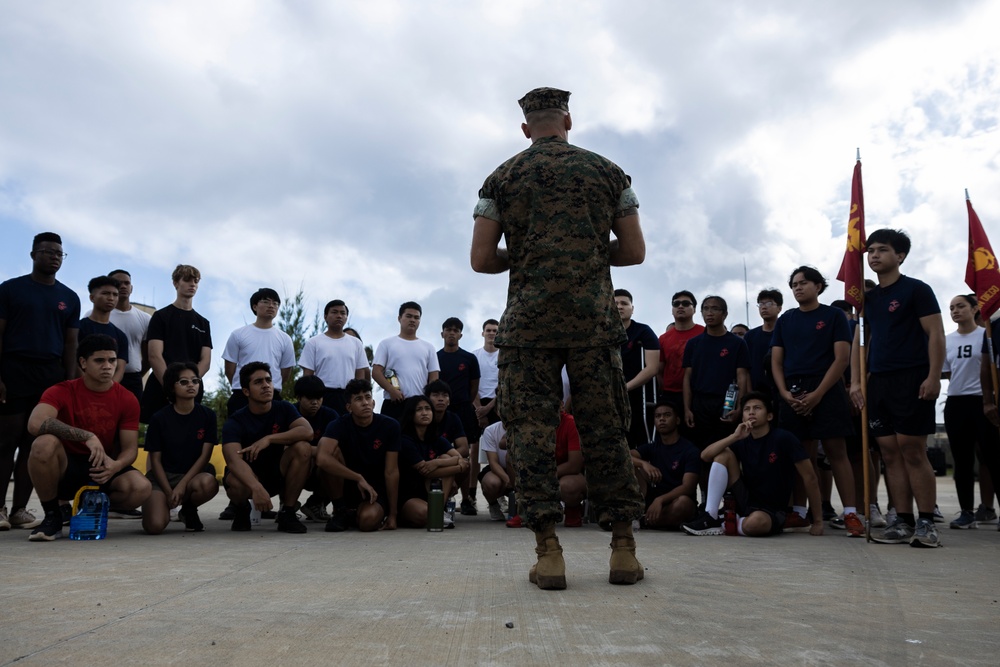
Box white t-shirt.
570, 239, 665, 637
473, 347, 499, 399
85, 307, 151, 373
222, 324, 296, 390
479, 422, 507, 468
299, 332, 369, 389
372, 335, 440, 399
943, 328, 984, 396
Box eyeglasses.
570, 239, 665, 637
757, 301, 776, 308
257, 298, 280, 306
33, 250, 67, 259
176, 378, 202, 386
672, 300, 693, 308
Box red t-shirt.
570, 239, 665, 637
658, 325, 705, 393
555, 412, 581, 464
38, 378, 140, 457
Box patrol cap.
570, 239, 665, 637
518, 87, 571, 115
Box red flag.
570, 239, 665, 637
837, 160, 866, 311
965, 196, 1000, 319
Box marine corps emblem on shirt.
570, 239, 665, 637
720, 348, 730, 357
768, 452, 777, 464
815, 321, 826, 331
58, 301, 67, 311
373, 439, 382, 450
888, 300, 900, 312
196, 428, 205, 440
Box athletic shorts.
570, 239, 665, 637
778, 375, 854, 441
0, 355, 64, 416
58, 453, 139, 500
690, 392, 733, 451
342, 479, 389, 516
451, 401, 481, 443
145, 465, 216, 493
867, 367, 936, 438
223, 458, 285, 498
729, 477, 785, 536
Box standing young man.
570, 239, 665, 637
300, 299, 370, 413
850, 229, 945, 548
0, 232, 80, 531
372, 302, 439, 421
107, 269, 151, 404
658, 291, 705, 409
744, 289, 782, 395
471, 87, 645, 589
142, 265, 212, 423
78, 276, 129, 384
615, 289, 660, 448
468, 319, 500, 513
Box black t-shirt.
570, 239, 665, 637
437, 410, 466, 445
729, 427, 807, 512
620, 320, 660, 385
771, 305, 852, 377
221, 400, 302, 468
436, 348, 481, 403
297, 404, 339, 446
144, 404, 217, 473
682, 332, 750, 395
399, 433, 454, 498
147, 304, 213, 365
865, 276, 940, 373
0, 275, 81, 360
635, 436, 700, 494
323, 414, 401, 482
78, 318, 130, 365
743, 326, 773, 390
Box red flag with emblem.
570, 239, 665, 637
836, 159, 866, 311
965, 194, 1000, 319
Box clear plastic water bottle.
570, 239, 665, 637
69, 486, 109, 540
427, 480, 444, 532
722, 382, 739, 418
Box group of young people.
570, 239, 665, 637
2, 228, 998, 550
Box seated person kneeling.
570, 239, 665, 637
682, 392, 824, 537
630, 398, 699, 530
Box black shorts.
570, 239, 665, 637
342, 479, 389, 515
867, 367, 936, 438
323, 388, 348, 415
450, 401, 481, 442
58, 453, 139, 500
778, 376, 854, 441
729, 478, 785, 536
121, 372, 145, 406
0, 355, 64, 416
380, 400, 403, 422
223, 457, 285, 497
690, 392, 733, 450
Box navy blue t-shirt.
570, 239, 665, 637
743, 326, 773, 390
144, 404, 217, 473
682, 332, 750, 395
621, 321, 660, 384
437, 410, 466, 445
221, 400, 302, 467
78, 318, 130, 365
636, 436, 700, 494
297, 404, 339, 446
399, 433, 454, 499
771, 305, 851, 377
865, 276, 940, 373
323, 414, 401, 482
436, 348, 480, 403
730, 427, 807, 512
0, 275, 81, 360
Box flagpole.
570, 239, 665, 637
854, 147, 874, 541
743, 258, 750, 325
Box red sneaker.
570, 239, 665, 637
843, 512, 865, 537
506, 515, 522, 528
783, 512, 810, 529
564, 504, 583, 527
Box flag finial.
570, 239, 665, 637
856, 147, 860, 161
966, 188, 970, 201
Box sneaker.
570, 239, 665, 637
183, 507, 205, 532
325, 513, 349, 533
488, 502, 505, 521
497, 496, 508, 514
871, 519, 914, 544
822, 501, 837, 521
506, 515, 522, 528
60, 504, 72, 527
829, 514, 845, 530
28, 512, 63, 541
932, 505, 946, 523
949, 510, 977, 530
843, 512, 865, 537
300, 500, 331, 522
783, 512, 810, 529
974, 504, 998, 524
276, 508, 307, 534
170, 508, 181, 522
682, 512, 724, 536
869, 504, 886, 528
460, 498, 478, 516
885, 507, 897, 526
10, 508, 42, 529
219, 503, 237, 521
445, 499, 457, 524
108, 508, 142, 520
0, 506, 10, 531
911, 517, 942, 548
232, 504, 252, 532
443, 512, 455, 529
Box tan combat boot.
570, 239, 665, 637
609, 521, 644, 585
528, 524, 566, 590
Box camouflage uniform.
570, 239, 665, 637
473, 88, 643, 531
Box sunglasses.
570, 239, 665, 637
176, 378, 202, 386
672, 300, 693, 308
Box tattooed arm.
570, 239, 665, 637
28, 403, 108, 467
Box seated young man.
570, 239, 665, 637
479, 420, 514, 522
221, 362, 312, 533
683, 392, 824, 537
293, 375, 339, 522
506, 408, 587, 528
25, 334, 152, 541
397, 395, 469, 528
630, 399, 700, 530
316, 379, 400, 532
142, 361, 219, 534
425, 380, 472, 515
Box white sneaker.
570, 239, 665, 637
885, 507, 897, 527
869, 504, 886, 528
170, 508, 181, 522
0, 506, 10, 531
488, 503, 505, 521
443, 512, 455, 529
9, 508, 42, 529
933, 505, 946, 524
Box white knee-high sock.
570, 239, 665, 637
706, 462, 729, 519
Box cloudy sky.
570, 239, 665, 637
3, 1, 999, 396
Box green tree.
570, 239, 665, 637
203, 366, 232, 437
278, 287, 313, 401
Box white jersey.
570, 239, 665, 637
473, 347, 499, 399
299, 332, 369, 389
222, 324, 296, 390
372, 335, 440, 399
943, 328, 985, 397
479, 421, 507, 468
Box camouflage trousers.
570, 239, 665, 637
497, 345, 643, 532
